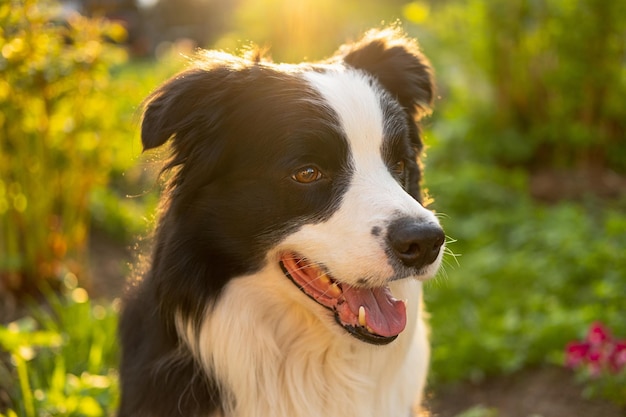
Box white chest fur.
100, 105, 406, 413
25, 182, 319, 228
178, 266, 430, 417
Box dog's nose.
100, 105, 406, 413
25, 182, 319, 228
387, 218, 445, 269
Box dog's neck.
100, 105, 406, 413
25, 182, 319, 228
176, 264, 429, 417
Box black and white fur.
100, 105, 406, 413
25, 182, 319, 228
119, 27, 445, 417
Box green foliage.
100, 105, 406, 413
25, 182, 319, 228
424, 162, 626, 384
0, 283, 119, 416
0, 0, 128, 292
411, 0, 626, 172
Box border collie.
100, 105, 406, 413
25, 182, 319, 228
119, 26, 445, 417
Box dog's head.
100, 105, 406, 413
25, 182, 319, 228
143, 27, 444, 345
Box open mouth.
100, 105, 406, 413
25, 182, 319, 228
279, 253, 407, 345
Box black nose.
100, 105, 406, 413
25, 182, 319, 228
387, 218, 445, 269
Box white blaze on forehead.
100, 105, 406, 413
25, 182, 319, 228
303, 68, 425, 217
303, 69, 385, 165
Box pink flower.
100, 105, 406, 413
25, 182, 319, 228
564, 322, 626, 376
587, 347, 604, 376
587, 322, 611, 345
609, 341, 626, 373
566, 341, 591, 368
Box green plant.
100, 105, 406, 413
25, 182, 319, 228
0, 0, 127, 293
409, 0, 626, 172
423, 163, 626, 384
0, 282, 120, 416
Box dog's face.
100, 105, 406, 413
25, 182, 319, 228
142, 28, 444, 345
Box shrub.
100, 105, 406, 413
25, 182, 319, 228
423, 162, 626, 384
410, 0, 626, 172
0, 0, 127, 295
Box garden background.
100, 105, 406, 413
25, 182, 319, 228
1, 0, 625, 416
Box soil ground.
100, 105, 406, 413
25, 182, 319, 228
426, 366, 624, 417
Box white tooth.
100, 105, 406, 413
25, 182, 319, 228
318, 273, 331, 285
358, 306, 367, 326
328, 283, 341, 297
366, 325, 375, 333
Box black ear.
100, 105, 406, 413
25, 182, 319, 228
142, 69, 206, 151
140, 53, 243, 152
340, 27, 434, 120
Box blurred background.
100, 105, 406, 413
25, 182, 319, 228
0, 0, 625, 416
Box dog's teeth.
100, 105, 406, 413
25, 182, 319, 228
319, 273, 331, 285
366, 325, 375, 333
358, 306, 367, 326
328, 283, 341, 297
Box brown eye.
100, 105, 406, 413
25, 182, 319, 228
292, 166, 323, 184
392, 160, 406, 178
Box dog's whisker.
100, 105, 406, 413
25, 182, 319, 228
443, 247, 461, 266
444, 234, 457, 244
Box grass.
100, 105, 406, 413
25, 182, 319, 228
424, 162, 626, 384
0, 282, 120, 417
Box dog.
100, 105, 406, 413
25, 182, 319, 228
118, 26, 445, 417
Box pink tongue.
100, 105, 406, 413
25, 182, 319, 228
343, 285, 407, 338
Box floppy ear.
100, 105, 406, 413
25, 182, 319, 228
140, 54, 254, 199
141, 68, 222, 152
339, 27, 434, 120
141, 49, 256, 153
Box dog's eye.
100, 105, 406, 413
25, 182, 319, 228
391, 160, 406, 179
292, 166, 323, 184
